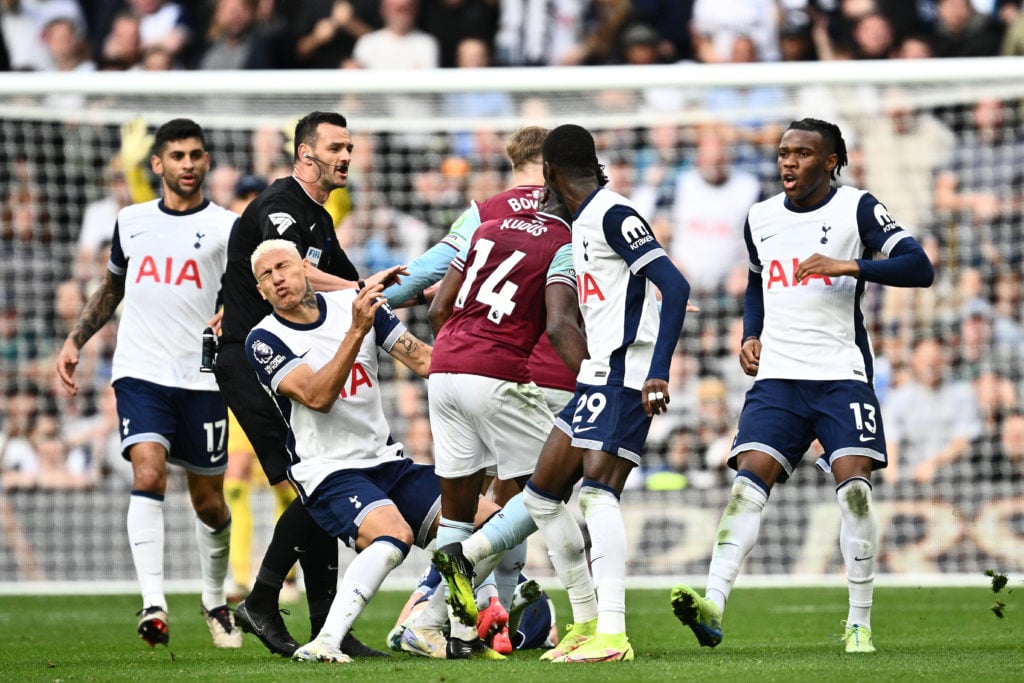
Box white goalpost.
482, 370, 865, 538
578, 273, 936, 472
1, 58, 1022, 593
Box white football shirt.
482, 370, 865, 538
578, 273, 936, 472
572, 187, 667, 390
108, 199, 235, 390
745, 186, 911, 382
245, 290, 406, 499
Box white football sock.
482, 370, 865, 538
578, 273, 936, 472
579, 483, 626, 635
522, 484, 598, 625
837, 477, 877, 631
705, 475, 768, 614
317, 538, 407, 646
195, 515, 231, 610
127, 492, 166, 610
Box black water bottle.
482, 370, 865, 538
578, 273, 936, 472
200, 327, 218, 373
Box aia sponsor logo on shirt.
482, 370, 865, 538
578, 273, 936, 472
135, 256, 202, 286
577, 272, 605, 304
765, 258, 833, 289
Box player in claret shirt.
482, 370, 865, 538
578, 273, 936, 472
670, 118, 934, 655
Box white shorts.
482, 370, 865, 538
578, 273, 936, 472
428, 373, 553, 480
539, 386, 574, 417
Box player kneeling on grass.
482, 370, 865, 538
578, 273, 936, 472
245, 240, 499, 662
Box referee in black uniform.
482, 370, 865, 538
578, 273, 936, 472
217, 111, 396, 658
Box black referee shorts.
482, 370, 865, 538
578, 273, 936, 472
214, 341, 291, 485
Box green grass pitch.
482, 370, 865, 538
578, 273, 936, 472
1, 586, 1020, 682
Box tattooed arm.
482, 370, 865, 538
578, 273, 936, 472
56, 270, 126, 395
387, 329, 432, 379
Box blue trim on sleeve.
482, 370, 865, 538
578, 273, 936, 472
856, 237, 934, 288
742, 270, 764, 340
643, 256, 689, 382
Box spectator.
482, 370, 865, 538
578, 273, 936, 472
29, 410, 92, 490
101, 10, 143, 70
850, 11, 896, 58
129, 0, 192, 68
231, 173, 267, 214
933, 98, 1024, 269
0, 0, 86, 71
859, 86, 955, 236
1001, 0, 1024, 53
494, 0, 613, 66
630, 0, 696, 62
619, 22, 662, 64
419, 0, 498, 69
40, 14, 95, 73
893, 33, 935, 57
40, 13, 95, 109
986, 411, 1024, 482
350, 0, 439, 69
929, 0, 1004, 57
669, 126, 761, 296
778, 9, 818, 62
0, 382, 41, 490
691, 0, 780, 63
294, 0, 378, 69
198, 0, 283, 69
883, 336, 982, 484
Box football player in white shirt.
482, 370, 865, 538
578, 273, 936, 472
56, 118, 241, 650
245, 240, 498, 664
671, 118, 934, 655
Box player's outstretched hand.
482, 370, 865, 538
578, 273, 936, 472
641, 378, 670, 417
365, 264, 409, 290
739, 337, 761, 377
56, 339, 80, 395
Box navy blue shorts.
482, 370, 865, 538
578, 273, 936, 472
729, 378, 887, 481
113, 377, 228, 475
305, 458, 441, 549
554, 383, 652, 466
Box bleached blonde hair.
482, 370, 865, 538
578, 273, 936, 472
250, 239, 301, 279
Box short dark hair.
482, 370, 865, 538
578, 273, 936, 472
542, 124, 609, 186
294, 111, 348, 160
152, 118, 206, 156
786, 118, 848, 180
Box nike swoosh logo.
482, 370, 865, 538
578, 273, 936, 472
133, 540, 153, 546
858, 435, 875, 442
308, 223, 317, 231
130, 231, 148, 238
760, 234, 776, 242
575, 426, 597, 433
854, 555, 874, 561
210, 452, 226, 463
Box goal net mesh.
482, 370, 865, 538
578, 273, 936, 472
1, 61, 1021, 589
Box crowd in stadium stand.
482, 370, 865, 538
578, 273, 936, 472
2, 1, 1024, 74
2, 0, 1024, 495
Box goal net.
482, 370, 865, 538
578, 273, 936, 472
1, 59, 1022, 591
